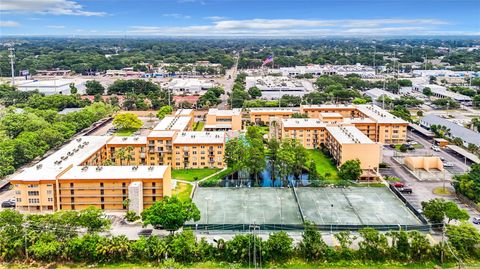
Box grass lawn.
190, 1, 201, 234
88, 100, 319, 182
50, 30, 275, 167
307, 149, 339, 181
172, 168, 220, 181
17, 261, 460, 269
394, 144, 423, 151
433, 186, 453, 195
114, 128, 138, 136
193, 121, 205, 131
172, 182, 193, 201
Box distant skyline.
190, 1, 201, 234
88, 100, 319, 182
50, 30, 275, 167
1, 0, 479, 37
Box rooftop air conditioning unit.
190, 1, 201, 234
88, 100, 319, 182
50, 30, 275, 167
36, 164, 43, 170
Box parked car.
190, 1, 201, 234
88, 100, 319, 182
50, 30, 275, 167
473, 217, 480, 225
431, 145, 440, 152
399, 187, 413, 194
408, 141, 418, 146
393, 182, 405, 188
1, 199, 16, 208
443, 162, 454, 167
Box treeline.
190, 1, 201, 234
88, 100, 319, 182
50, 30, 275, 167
0, 38, 236, 76
454, 164, 480, 204
0, 84, 115, 177
1, 208, 479, 266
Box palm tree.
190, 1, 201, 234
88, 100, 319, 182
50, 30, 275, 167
125, 146, 135, 165
115, 148, 127, 166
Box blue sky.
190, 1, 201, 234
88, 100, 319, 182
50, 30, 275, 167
1, 0, 479, 36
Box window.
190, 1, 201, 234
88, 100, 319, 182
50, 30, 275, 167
28, 191, 39, 196
27, 184, 38, 188
28, 198, 40, 204
15, 190, 21, 195
46, 190, 53, 195
48, 198, 53, 202
16, 198, 21, 202
46, 184, 52, 187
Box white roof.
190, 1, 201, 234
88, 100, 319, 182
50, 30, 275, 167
107, 136, 147, 145
204, 124, 232, 129
60, 165, 168, 180
154, 116, 191, 131
249, 107, 296, 113
208, 108, 241, 116
320, 112, 343, 118
11, 136, 109, 181
343, 117, 376, 124
282, 118, 326, 128
354, 105, 407, 124
301, 104, 356, 110
175, 109, 193, 116
173, 131, 225, 144
326, 125, 374, 144
147, 130, 177, 138
365, 88, 400, 100
17, 79, 75, 88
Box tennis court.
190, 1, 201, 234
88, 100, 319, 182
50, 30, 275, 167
296, 187, 422, 225
191, 187, 303, 225
190, 187, 422, 227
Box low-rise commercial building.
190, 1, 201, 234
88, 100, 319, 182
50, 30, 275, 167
165, 78, 214, 94
420, 114, 480, 147
413, 84, 472, 103
245, 76, 314, 99
16, 79, 87, 95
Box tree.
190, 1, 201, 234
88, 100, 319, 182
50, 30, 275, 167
338, 159, 362, 182
421, 198, 469, 224
85, 80, 105, 95
248, 86, 262, 99
141, 196, 200, 232
423, 87, 433, 97
224, 138, 248, 172
69, 83, 78, 95
156, 105, 173, 120
446, 222, 480, 258
358, 228, 389, 261
112, 113, 143, 130
264, 231, 293, 263
298, 222, 331, 261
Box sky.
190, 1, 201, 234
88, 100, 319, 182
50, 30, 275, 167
0, 0, 479, 37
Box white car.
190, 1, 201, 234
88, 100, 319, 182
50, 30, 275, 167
431, 145, 440, 152
443, 162, 454, 167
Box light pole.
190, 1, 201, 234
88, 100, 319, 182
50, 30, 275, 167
205, 196, 211, 229
330, 204, 334, 234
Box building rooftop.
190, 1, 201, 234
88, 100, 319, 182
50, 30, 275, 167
208, 108, 242, 117
248, 107, 297, 113
320, 112, 343, 118
354, 105, 408, 124
154, 116, 191, 131
326, 125, 375, 144
147, 130, 177, 138
173, 131, 225, 144
11, 136, 109, 181
17, 79, 75, 88
175, 109, 194, 116
421, 114, 480, 146
365, 88, 400, 100
301, 104, 356, 110
416, 84, 472, 101
282, 118, 326, 128
60, 165, 168, 180
107, 136, 147, 145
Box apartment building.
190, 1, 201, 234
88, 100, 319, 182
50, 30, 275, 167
300, 104, 408, 144
172, 131, 226, 169
106, 136, 147, 166
248, 107, 297, 124
205, 108, 242, 131
146, 131, 176, 166
154, 115, 192, 131
11, 136, 171, 213
325, 126, 381, 180
279, 118, 327, 149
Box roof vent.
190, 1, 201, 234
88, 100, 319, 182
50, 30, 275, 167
122, 137, 128, 141
148, 166, 154, 171
36, 164, 43, 170
96, 166, 103, 171
82, 166, 88, 171
132, 166, 139, 171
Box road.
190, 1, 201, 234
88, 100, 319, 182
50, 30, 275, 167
218, 52, 240, 109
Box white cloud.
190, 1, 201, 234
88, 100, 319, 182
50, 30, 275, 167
0, 0, 106, 16
0, 20, 19, 27
205, 16, 227, 21
162, 13, 191, 19
47, 25, 65, 29
128, 18, 463, 36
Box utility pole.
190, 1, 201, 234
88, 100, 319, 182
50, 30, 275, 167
8, 46, 15, 86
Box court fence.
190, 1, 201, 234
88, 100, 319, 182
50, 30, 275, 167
184, 223, 442, 232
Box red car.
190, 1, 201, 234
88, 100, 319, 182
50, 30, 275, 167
393, 182, 405, 188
